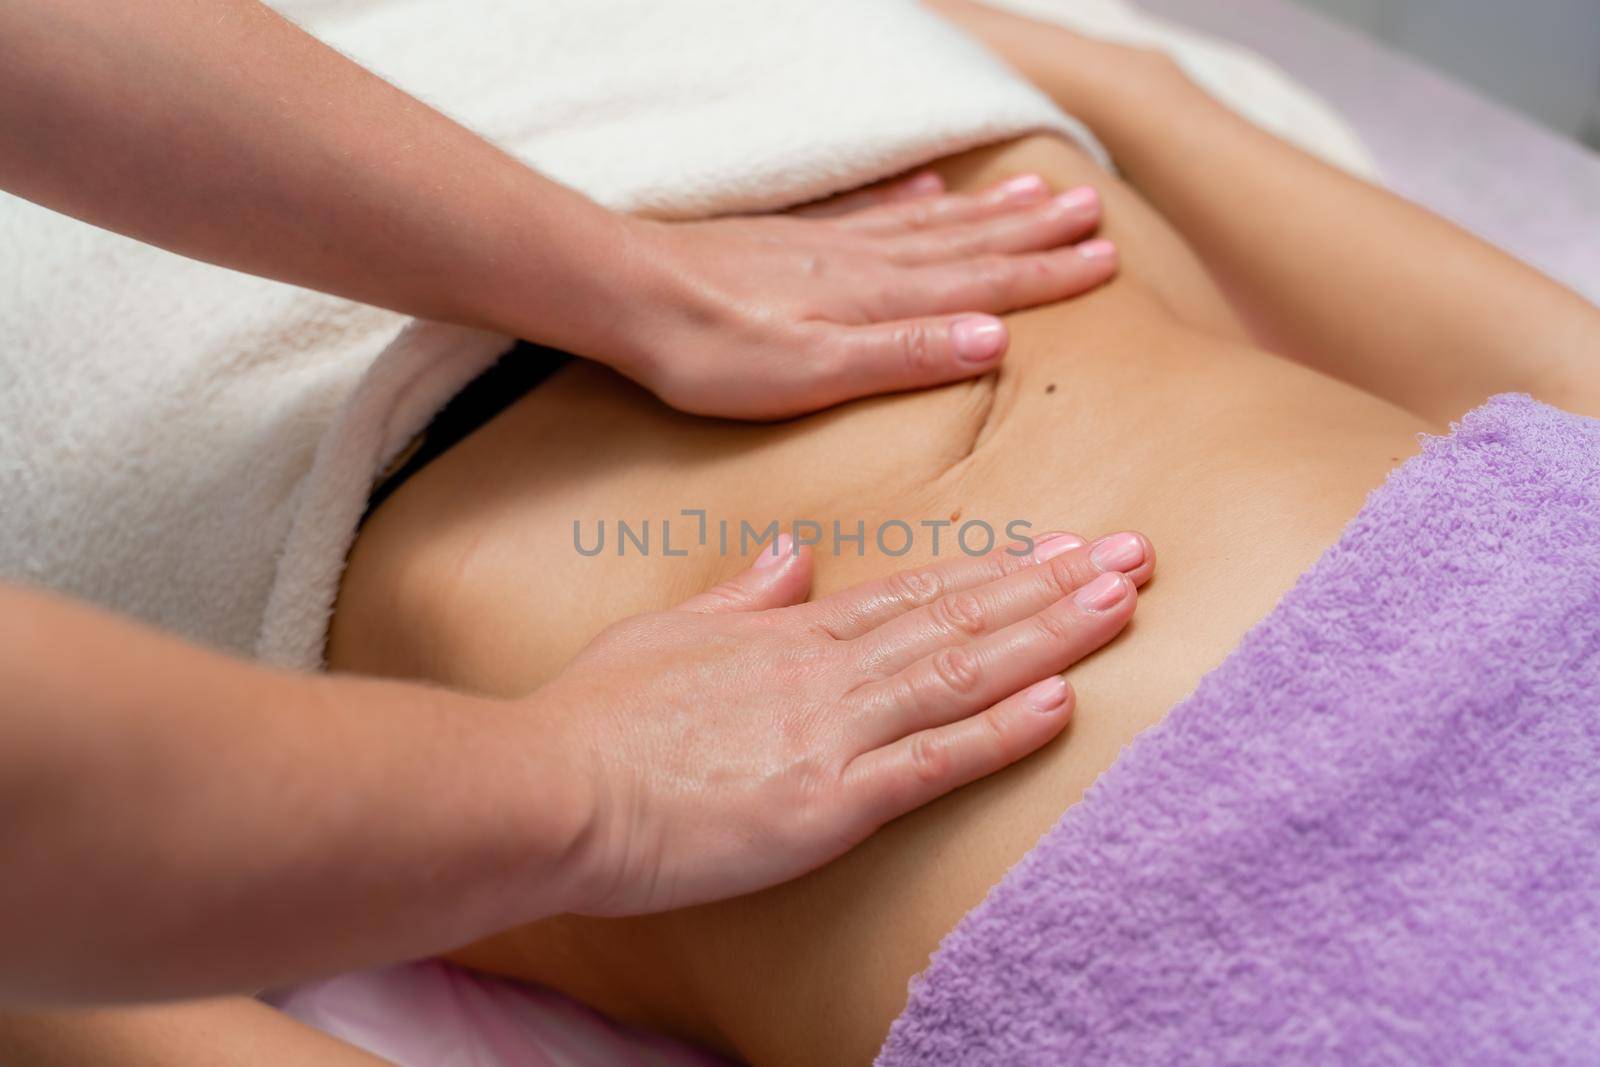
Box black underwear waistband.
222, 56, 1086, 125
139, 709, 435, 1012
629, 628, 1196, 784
362, 340, 574, 523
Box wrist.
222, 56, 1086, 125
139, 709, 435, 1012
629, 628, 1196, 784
461, 173, 695, 375
571, 215, 720, 385
313, 676, 602, 936
460, 684, 604, 923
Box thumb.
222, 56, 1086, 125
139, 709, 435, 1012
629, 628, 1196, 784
678, 534, 814, 614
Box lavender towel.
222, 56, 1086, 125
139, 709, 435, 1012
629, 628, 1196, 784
877, 394, 1600, 1066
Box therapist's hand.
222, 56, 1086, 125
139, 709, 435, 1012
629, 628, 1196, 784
606, 173, 1116, 419
541, 528, 1154, 916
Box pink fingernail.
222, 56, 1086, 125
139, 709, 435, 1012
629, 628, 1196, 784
1074, 572, 1129, 612
1054, 186, 1099, 213
950, 315, 1006, 363
1025, 675, 1070, 712
902, 172, 944, 196
1032, 533, 1086, 563
754, 533, 794, 569
1078, 238, 1117, 261
995, 173, 1049, 203
1089, 532, 1144, 573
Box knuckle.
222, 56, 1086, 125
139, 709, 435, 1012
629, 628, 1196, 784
903, 202, 936, 230
710, 579, 749, 602
852, 643, 896, 681
703, 581, 754, 611
993, 544, 1036, 577
908, 731, 952, 784
885, 568, 945, 609
931, 591, 987, 637
981, 705, 1015, 753
880, 672, 918, 713
895, 321, 938, 375
1039, 555, 1083, 598
930, 646, 983, 697
1033, 603, 1081, 645
778, 764, 841, 845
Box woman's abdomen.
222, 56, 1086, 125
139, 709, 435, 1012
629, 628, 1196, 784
327, 135, 1428, 1065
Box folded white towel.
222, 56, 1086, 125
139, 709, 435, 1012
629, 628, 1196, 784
0, 0, 1374, 670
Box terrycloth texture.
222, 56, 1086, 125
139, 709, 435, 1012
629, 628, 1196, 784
0, 0, 1376, 671
877, 393, 1600, 1066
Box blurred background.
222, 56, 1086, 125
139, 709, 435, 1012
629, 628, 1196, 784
1130, 0, 1599, 300
1291, 0, 1600, 147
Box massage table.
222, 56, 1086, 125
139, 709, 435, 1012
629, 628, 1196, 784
268, 2, 1600, 1064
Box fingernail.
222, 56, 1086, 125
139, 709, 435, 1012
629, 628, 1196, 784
754, 533, 794, 570
995, 173, 1049, 203
1078, 238, 1117, 261
951, 315, 1006, 363
1054, 186, 1099, 213
902, 171, 944, 196
1032, 533, 1086, 563
1025, 675, 1070, 712
1089, 532, 1144, 573
1074, 572, 1129, 612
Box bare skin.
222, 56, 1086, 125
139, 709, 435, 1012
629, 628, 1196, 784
1, 0, 1134, 1012
924, 0, 1599, 426
378, 37, 1595, 1067
6, 13, 1596, 1067
397, 136, 1428, 1066
2, 0, 1119, 422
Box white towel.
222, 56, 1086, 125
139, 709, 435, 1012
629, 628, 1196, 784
0, 0, 1375, 670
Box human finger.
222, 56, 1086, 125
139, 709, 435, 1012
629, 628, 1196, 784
676, 535, 814, 613
883, 186, 1101, 265
789, 170, 946, 219
805, 533, 1085, 639
852, 569, 1135, 746
840, 673, 1075, 829
876, 239, 1119, 319
829, 172, 1053, 234
857, 531, 1152, 674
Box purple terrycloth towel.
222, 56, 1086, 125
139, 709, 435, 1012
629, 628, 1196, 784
877, 394, 1600, 1067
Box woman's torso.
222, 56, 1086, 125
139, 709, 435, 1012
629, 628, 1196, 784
327, 135, 1430, 1065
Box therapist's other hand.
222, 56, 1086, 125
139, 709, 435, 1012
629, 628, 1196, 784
612, 172, 1116, 419
542, 528, 1154, 916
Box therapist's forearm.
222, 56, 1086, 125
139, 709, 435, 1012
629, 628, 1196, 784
0, 0, 645, 357
0, 584, 588, 1006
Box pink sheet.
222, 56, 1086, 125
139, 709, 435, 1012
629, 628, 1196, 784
269, 961, 735, 1066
